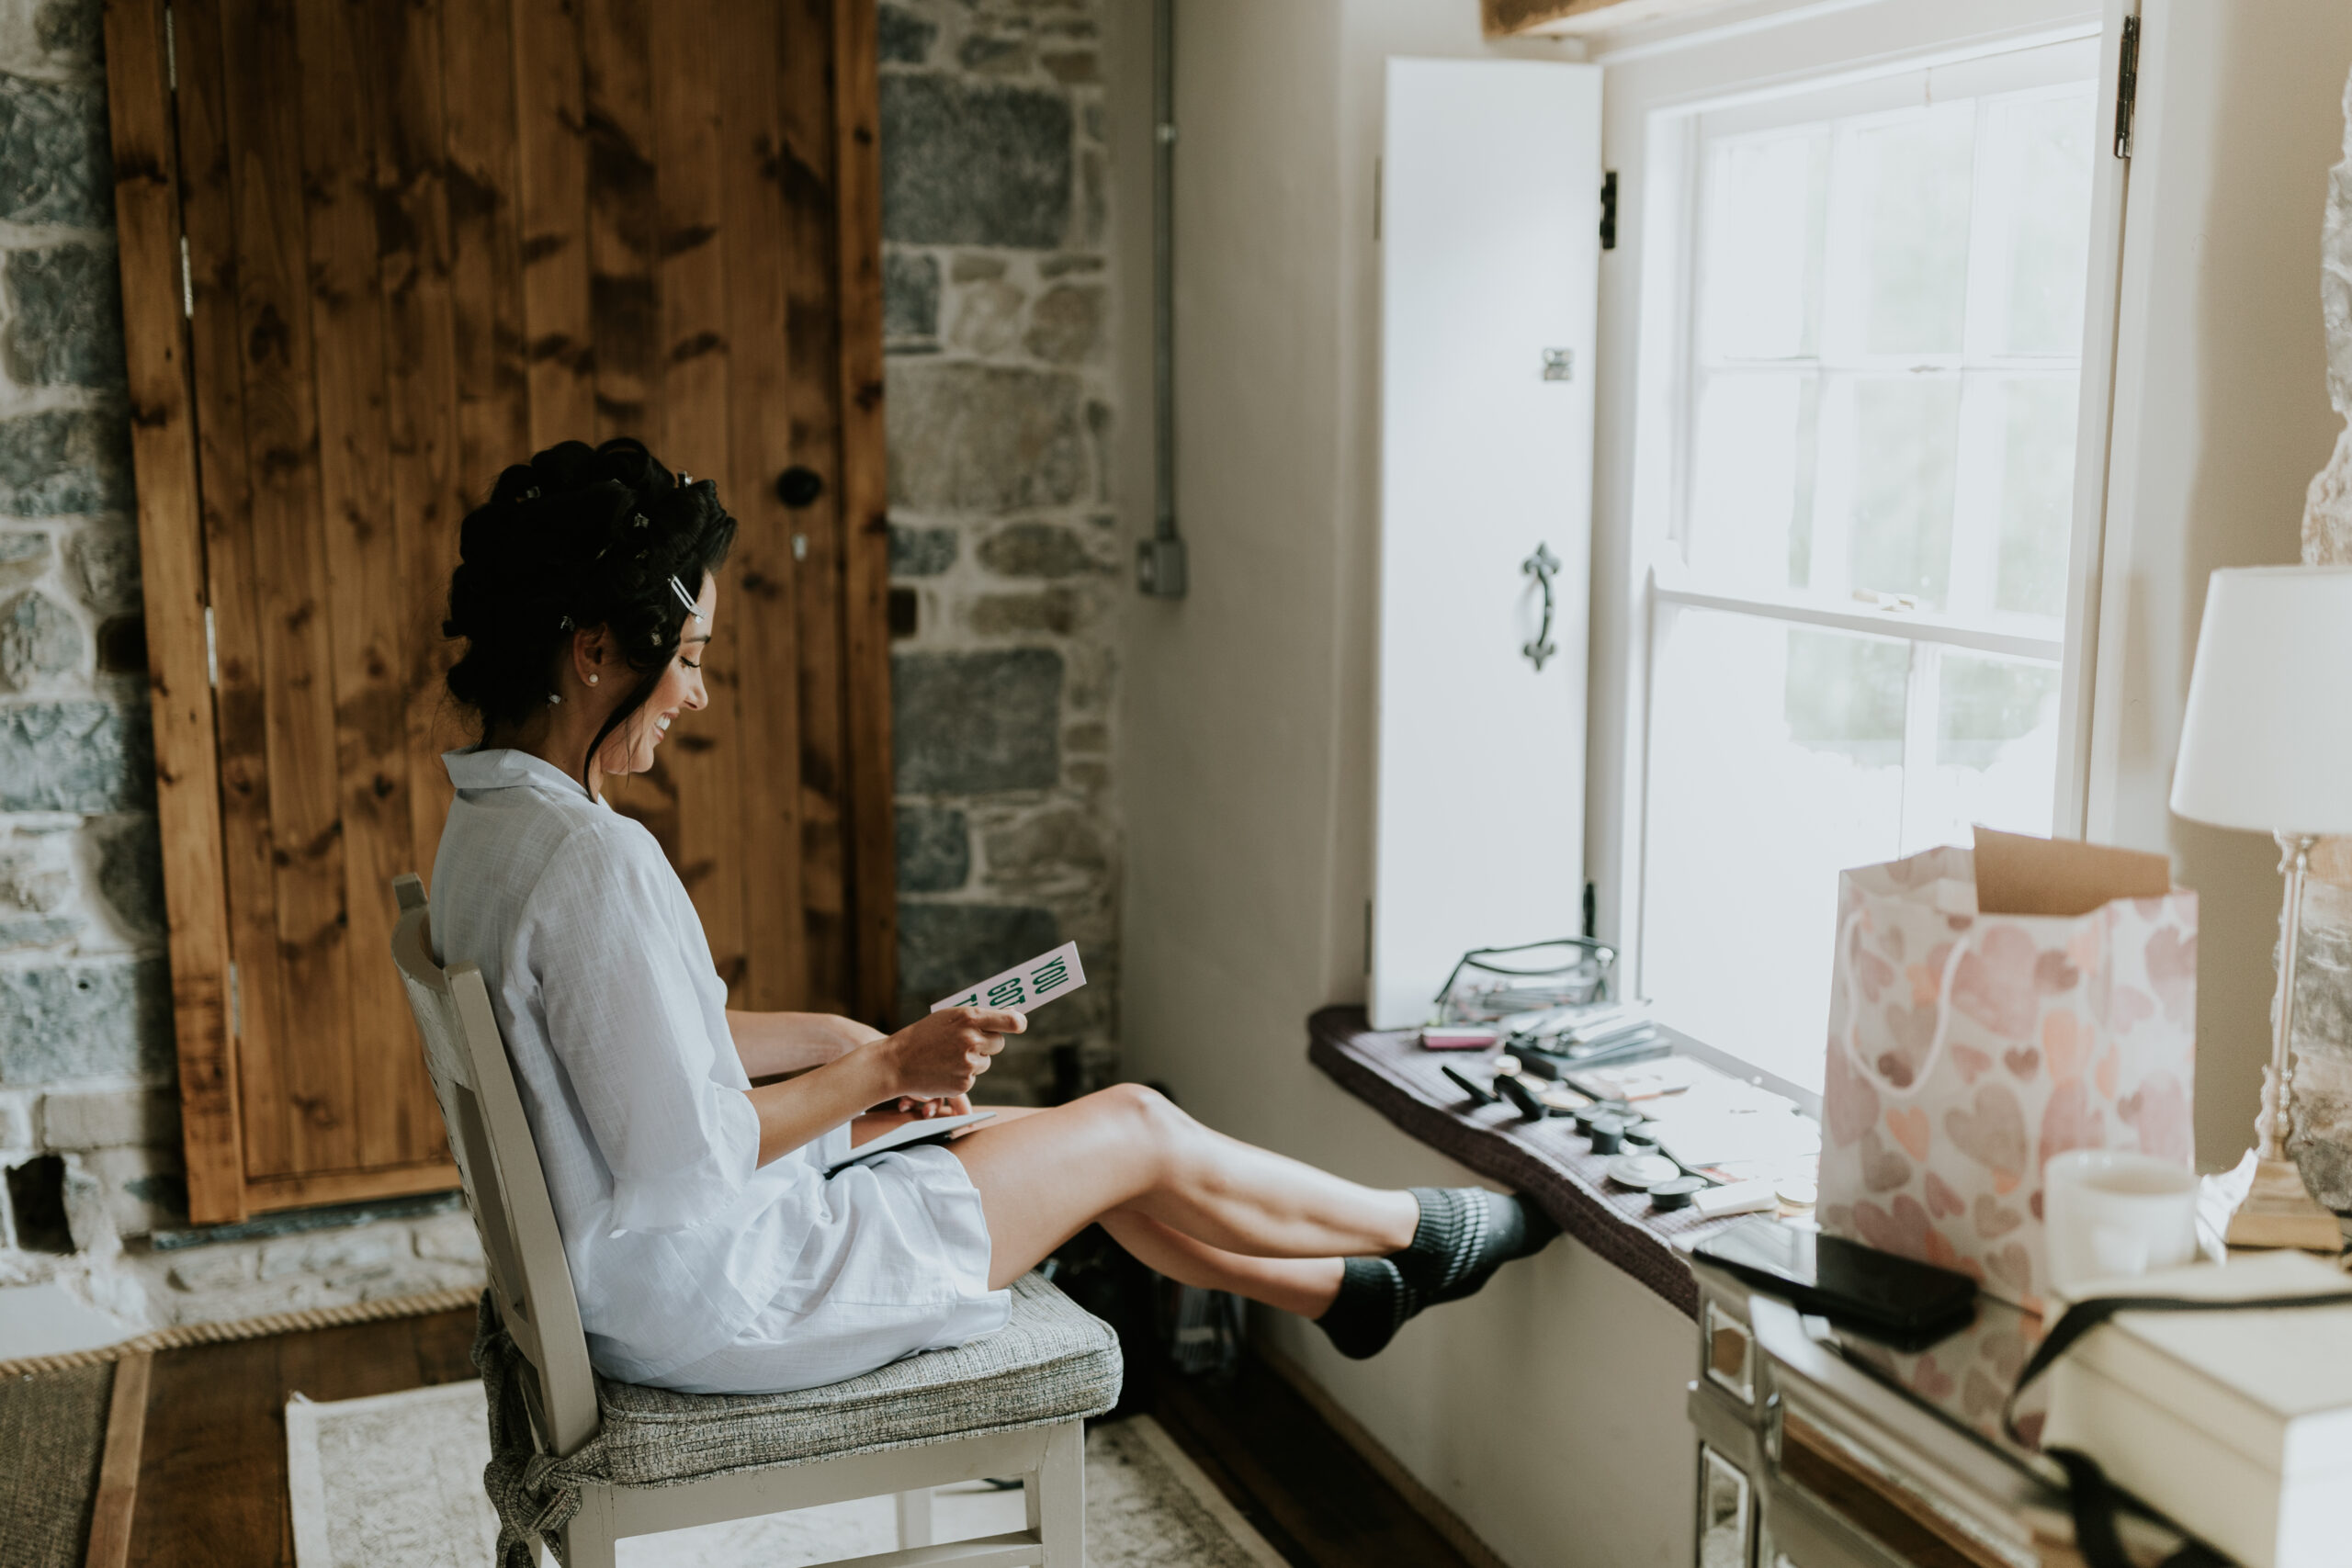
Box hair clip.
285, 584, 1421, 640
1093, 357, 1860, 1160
559, 614, 574, 631
668, 574, 704, 620
678, 471, 692, 485
516, 485, 540, 503
633, 513, 650, 529
546, 690, 562, 705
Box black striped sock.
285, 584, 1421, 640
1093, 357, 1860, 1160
1315, 1258, 1423, 1359
1394, 1187, 1558, 1305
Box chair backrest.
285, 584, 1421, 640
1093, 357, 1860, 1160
390, 872, 602, 1456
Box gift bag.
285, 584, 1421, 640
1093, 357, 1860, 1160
1818, 829, 2198, 1311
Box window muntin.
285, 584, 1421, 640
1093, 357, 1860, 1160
1640, 60, 2098, 1091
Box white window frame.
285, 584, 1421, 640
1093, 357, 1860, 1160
1585, 0, 2135, 1078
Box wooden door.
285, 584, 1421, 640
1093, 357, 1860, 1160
103, 0, 897, 1224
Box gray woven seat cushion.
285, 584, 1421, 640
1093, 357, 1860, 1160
589, 1274, 1122, 1487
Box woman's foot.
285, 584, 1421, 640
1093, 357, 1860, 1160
1313, 1189, 1556, 1359
1392, 1187, 1557, 1305
1315, 1258, 1421, 1359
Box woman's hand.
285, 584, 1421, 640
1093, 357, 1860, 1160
878, 1007, 1024, 1101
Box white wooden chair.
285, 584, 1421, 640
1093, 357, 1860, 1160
389, 873, 1118, 1567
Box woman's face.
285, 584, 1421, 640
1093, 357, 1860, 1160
596, 574, 716, 777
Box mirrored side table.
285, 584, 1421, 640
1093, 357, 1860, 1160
1688, 1258, 2218, 1568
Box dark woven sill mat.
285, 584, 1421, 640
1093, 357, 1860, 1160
0, 1359, 110, 1567
1309, 1005, 1779, 1319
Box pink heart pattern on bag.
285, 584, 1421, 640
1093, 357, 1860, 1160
1820, 847, 2198, 1311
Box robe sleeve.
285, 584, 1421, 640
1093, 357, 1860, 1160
526, 829, 761, 1235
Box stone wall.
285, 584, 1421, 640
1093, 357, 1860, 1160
0, 0, 182, 1328
881, 0, 1122, 1102
0, 0, 1126, 1335
2292, 64, 2352, 1213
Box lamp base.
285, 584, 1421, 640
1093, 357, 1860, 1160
2224, 1156, 2344, 1252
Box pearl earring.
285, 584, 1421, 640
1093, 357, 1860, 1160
587, 673, 599, 686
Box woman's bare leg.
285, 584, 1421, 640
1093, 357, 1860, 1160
1097, 1209, 1343, 1318
946, 1083, 1418, 1291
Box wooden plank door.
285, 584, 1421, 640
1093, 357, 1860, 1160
103, 0, 897, 1224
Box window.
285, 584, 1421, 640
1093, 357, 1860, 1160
1637, 42, 2100, 1090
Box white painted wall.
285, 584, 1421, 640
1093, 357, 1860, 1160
2085, 0, 2352, 1164
1114, 4, 1695, 1566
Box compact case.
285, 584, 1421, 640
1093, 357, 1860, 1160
2041, 1252, 2352, 1568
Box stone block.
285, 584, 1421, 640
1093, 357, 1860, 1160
958, 35, 1031, 75
0, 841, 69, 911
412, 1212, 483, 1266
892, 648, 1061, 794
950, 254, 1007, 283
883, 250, 940, 345
881, 74, 1072, 249
968, 587, 1080, 636
167, 1247, 253, 1293
877, 4, 936, 63
1023, 284, 1102, 365
68, 525, 139, 609
6, 245, 125, 389
40, 1085, 178, 1149
97, 815, 164, 938
84, 1145, 182, 1237
0, 407, 135, 519
0, 912, 81, 949
0, 73, 109, 228
897, 803, 970, 893
1040, 50, 1098, 85
977, 522, 1105, 579
0, 528, 47, 587
0, 1092, 28, 1148
260, 1229, 400, 1282
0, 588, 81, 686
1064, 721, 1107, 753
897, 902, 1058, 1022
0, 700, 153, 811
1039, 254, 1103, 279
33, 0, 104, 65
889, 523, 956, 578
886, 362, 1087, 513
983, 807, 1106, 894
947, 278, 1024, 355
0, 956, 173, 1083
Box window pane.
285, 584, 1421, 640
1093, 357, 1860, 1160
1905, 650, 2063, 851
1994, 92, 2096, 355
1851, 107, 1976, 355
1844, 375, 1962, 606
1644, 609, 1905, 1091
1995, 378, 2076, 618
1701, 131, 1827, 361
1688, 372, 1818, 588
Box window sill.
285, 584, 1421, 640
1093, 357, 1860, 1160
1306, 1006, 1815, 1319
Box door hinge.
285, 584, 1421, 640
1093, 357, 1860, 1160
1600, 170, 1618, 251
2113, 14, 2140, 159
164, 6, 177, 92
178, 234, 193, 318
204, 603, 218, 687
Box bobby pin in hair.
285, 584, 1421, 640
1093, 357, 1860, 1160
668, 574, 704, 621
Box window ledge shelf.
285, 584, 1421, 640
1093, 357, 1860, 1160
1308, 1006, 1795, 1319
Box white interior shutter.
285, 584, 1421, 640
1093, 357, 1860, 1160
1372, 58, 1602, 1030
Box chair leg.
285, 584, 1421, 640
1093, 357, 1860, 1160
1030, 1419, 1085, 1567
559, 1484, 619, 1568
895, 1487, 935, 1548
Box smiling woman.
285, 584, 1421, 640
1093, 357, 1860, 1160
422, 439, 1560, 1396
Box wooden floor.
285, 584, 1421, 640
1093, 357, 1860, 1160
120, 1308, 1479, 1568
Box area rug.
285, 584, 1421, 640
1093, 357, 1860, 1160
286, 1379, 1284, 1568
0, 1359, 111, 1567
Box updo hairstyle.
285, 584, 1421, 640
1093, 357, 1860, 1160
443, 437, 737, 778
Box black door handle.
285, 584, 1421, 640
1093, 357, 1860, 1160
776, 467, 825, 509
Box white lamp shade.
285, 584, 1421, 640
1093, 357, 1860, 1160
2170, 565, 2352, 835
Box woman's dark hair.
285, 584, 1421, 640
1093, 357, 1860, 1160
443, 437, 737, 781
